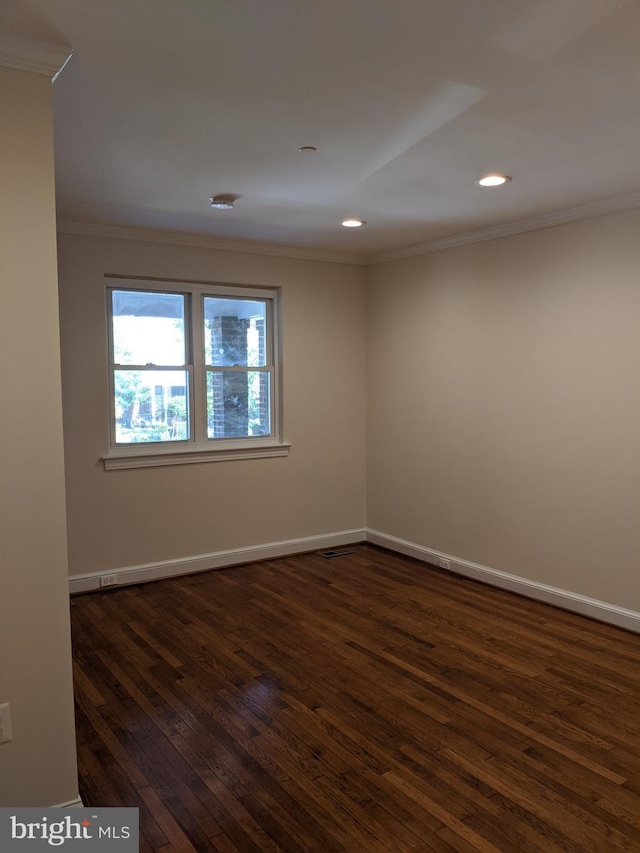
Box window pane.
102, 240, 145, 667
114, 369, 189, 443
206, 371, 270, 439
112, 290, 186, 366
203, 298, 267, 367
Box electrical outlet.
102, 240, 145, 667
0, 703, 13, 745
100, 574, 118, 588
439, 557, 451, 571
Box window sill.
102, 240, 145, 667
103, 441, 291, 470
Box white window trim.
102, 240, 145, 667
103, 440, 292, 470
102, 276, 289, 470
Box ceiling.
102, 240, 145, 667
2, 0, 639, 259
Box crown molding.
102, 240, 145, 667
58, 192, 640, 269
56, 220, 367, 266
369, 192, 640, 265
0, 31, 72, 81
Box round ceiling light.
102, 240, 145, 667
342, 218, 366, 227
210, 195, 235, 209
474, 174, 512, 187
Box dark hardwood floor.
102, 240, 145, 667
71, 544, 640, 852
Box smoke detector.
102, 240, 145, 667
210, 195, 235, 210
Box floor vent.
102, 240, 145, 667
319, 549, 354, 559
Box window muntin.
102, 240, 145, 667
107, 280, 279, 454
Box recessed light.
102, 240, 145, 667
342, 218, 366, 227
299, 146, 317, 153
474, 174, 512, 187
210, 195, 234, 209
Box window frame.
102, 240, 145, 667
103, 276, 289, 470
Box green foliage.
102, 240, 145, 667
114, 372, 150, 430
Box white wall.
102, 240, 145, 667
367, 210, 640, 613
59, 211, 640, 621
0, 67, 78, 806
58, 234, 367, 577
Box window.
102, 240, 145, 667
104, 278, 288, 469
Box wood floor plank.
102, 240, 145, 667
72, 544, 640, 851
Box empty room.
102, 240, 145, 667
1, 1, 639, 851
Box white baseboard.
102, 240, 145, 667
366, 529, 640, 634
69, 529, 367, 594
55, 797, 84, 808
68, 526, 640, 634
